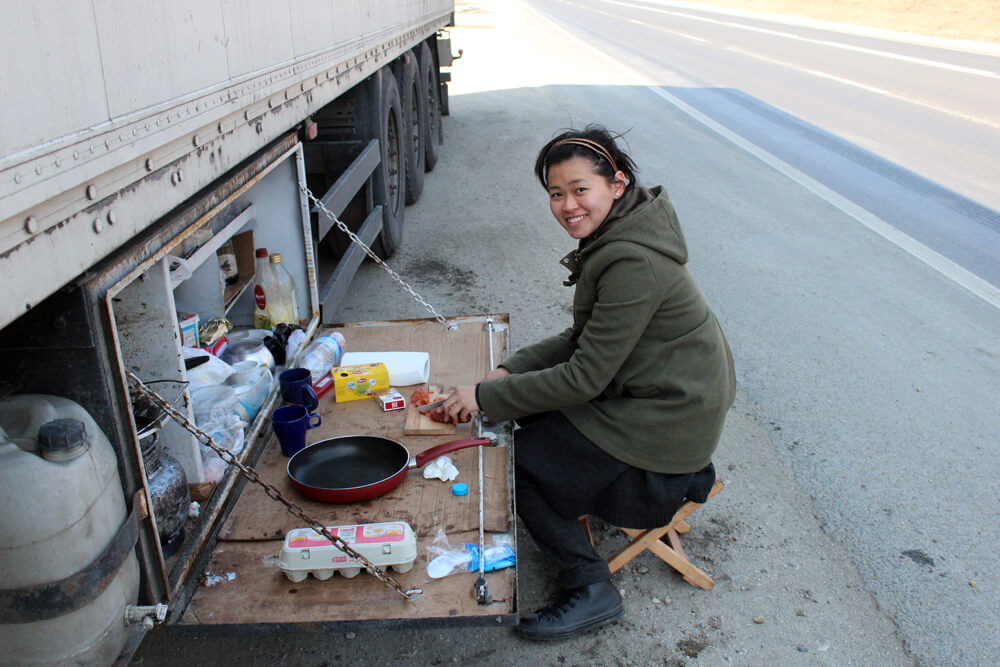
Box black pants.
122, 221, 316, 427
514, 412, 716, 590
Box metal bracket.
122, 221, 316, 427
125, 603, 169, 629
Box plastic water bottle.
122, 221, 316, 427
300, 332, 345, 384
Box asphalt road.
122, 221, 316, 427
520, 1, 1000, 663
135, 1, 999, 664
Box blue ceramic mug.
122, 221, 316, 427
270, 404, 321, 457
278, 367, 318, 411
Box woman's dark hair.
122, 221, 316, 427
534, 124, 638, 190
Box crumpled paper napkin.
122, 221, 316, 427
422, 455, 459, 481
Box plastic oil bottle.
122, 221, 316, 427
253, 248, 276, 329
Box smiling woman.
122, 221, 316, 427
435, 123, 736, 641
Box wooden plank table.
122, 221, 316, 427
178, 315, 517, 628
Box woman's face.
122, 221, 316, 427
546, 156, 625, 240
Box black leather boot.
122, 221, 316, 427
515, 580, 624, 641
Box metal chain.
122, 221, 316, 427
301, 184, 457, 330
127, 372, 421, 601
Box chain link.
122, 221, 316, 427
302, 184, 457, 330
127, 373, 421, 601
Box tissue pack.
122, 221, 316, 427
332, 363, 390, 402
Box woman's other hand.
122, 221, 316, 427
434, 386, 480, 424
483, 367, 511, 382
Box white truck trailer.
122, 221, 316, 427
0, 2, 475, 664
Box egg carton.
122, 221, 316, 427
278, 521, 417, 582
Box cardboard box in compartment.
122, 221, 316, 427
221, 230, 255, 310
177, 312, 200, 348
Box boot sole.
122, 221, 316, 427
515, 604, 625, 641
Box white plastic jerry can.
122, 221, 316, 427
0, 395, 140, 666
278, 522, 417, 582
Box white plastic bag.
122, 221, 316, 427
183, 348, 233, 390
425, 529, 516, 579
286, 329, 307, 364
197, 413, 246, 483
422, 455, 459, 481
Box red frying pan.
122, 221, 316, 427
286, 435, 492, 503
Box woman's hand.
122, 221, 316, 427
482, 367, 511, 382
432, 386, 479, 424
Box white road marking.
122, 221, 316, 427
627, 17, 708, 43
724, 46, 1000, 130
526, 1, 1000, 311
598, 0, 1000, 79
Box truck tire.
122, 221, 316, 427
399, 50, 426, 205
418, 41, 441, 172
374, 70, 406, 258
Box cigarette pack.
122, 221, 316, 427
378, 388, 406, 411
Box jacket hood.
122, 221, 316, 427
561, 185, 688, 283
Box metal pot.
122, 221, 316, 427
222, 338, 275, 372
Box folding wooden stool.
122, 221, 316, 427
579, 478, 724, 590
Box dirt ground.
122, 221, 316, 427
686, 0, 1000, 45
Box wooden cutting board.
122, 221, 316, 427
403, 383, 456, 435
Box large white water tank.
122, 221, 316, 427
0, 395, 140, 666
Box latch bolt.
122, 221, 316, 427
125, 603, 168, 629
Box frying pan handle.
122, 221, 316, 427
413, 437, 493, 468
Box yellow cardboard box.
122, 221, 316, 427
332, 363, 390, 402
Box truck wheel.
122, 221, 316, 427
374, 70, 406, 258
419, 41, 441, 172
400, 50, 426, 205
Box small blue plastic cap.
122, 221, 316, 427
452, 482, 469, 496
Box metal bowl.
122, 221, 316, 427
221, 338, 275, 372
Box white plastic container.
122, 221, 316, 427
0, 394, 140, 666
278, 522, 416, 582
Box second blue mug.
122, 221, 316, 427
270, 404, 321, 457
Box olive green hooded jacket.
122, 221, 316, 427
476, 185, 735, 473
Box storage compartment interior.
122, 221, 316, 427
110, 147, 315, 489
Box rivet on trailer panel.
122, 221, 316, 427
86, 184, 97, 200
24, 217, 37, 234
93, 218, 104, 234
145, 158, 154, 172
107, 211, 117, 226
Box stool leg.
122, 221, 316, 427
606, 526, 671, 574
647, 533, 714, 590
